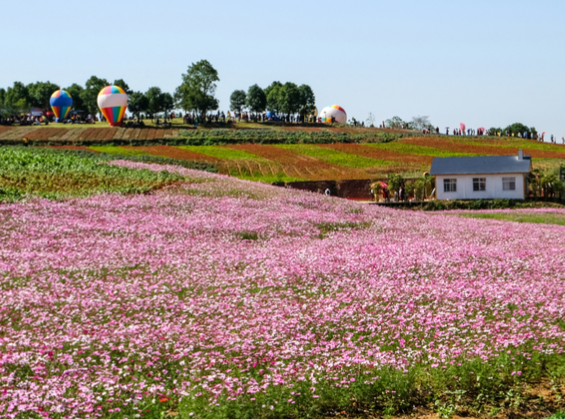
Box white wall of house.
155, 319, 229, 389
436, 174, 526, 200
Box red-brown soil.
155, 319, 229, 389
122, 146, 221, 163
319, 143, 433, 165
226, 144, 367, 180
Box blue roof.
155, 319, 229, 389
430, 155, 531, 175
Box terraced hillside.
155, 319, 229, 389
63, 137, 565, 182
3, 123, 564, 181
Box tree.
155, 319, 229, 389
5, 82, 29, 110
0, 88, 5, 107
385, 116, 407, 129
128, 91, 149, 120
265, 81, 283, 114
81, 76, 109, 116
161, 93, 175, 120
145, 87, 164, 119
366, 112, 376, 127
246, 84, 266, 114
298, 84, 315, 118
113, 79, 132, 95
279, 82, 301, 118
230, 90, 247, 113
65, 84, 85, 111
27, 81, 60, 110
175, 60, 219, 119
411, 115, 431, 130
503, 122, 537, 137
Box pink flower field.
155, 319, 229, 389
1, 162, 564, 418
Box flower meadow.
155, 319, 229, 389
0, 161, 565, 418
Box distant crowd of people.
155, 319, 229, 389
0, 113, 97, 126
182, 111, 326, 126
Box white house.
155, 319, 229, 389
430, 150, 532, 200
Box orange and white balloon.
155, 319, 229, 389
320, 105, 347, 124
97, 86, 128, 126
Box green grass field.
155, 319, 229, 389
275, 144, 398, 167
454, 211, 565, 226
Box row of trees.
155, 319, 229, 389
383, 116, 432, 130
229, 82, 315, 118
0, 78, 132, 117
0, 60, 225, 121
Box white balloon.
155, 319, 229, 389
320, 106, 347, 124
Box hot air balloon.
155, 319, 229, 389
320, 105, 347, 124
50, 90, 73, 121
97, 86, 128, 126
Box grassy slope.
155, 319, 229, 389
0, 147, 185, 202
454, 211, 565, 226
19, 128, 561, 183
274, 144, 398, 167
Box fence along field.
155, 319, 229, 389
1, 153, 564, 418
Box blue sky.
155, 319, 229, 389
2, 0, 563, 139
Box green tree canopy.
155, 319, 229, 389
265, 81, 283, 114
5, 82, 30, 110
65, 84, 85, 111
0, 88, 6, 108
279, 82, 301, 117
128, 91, 149, 120
27, 81, 60, 110
385, 116, 409, 129
298, 84, 315, 117
246, 84, 266, 114
175, 60, 219, 119
161, 93, 175, 119
503, 122, 537, 136
230, 90, 247, 113
145, 87, 164, 118
113, 79, 132, 95
81, 76, 109, 116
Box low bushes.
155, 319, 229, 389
177, 129, 406, 146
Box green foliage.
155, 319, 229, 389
112, 79, 132, 95
298, 84, 315, 117
456, 210, 565, 226
229, 90, 247, 113
276, 144, 396, 168
81, 76, 109, 116
177, 128, 394, 146
87, 147, 217, 172
4, 81, 30, 112
245, 84, 266, 114
27, 81, 60, 109
385, 116, 411, 129
279, 82, 301, 117
387, 173, 403, 193
503, 122, 537, 137
145, 87, 164, 118
128, 91, 149, 119
264, 81, 283, 114
175, 60, 220, 119
0, 147, 186, 202
161, 92, 175, 118
64, 83, 85, 111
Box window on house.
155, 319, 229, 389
443, 178, 457, 193
473, 178, 486, 191
503, 177, 516, 191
